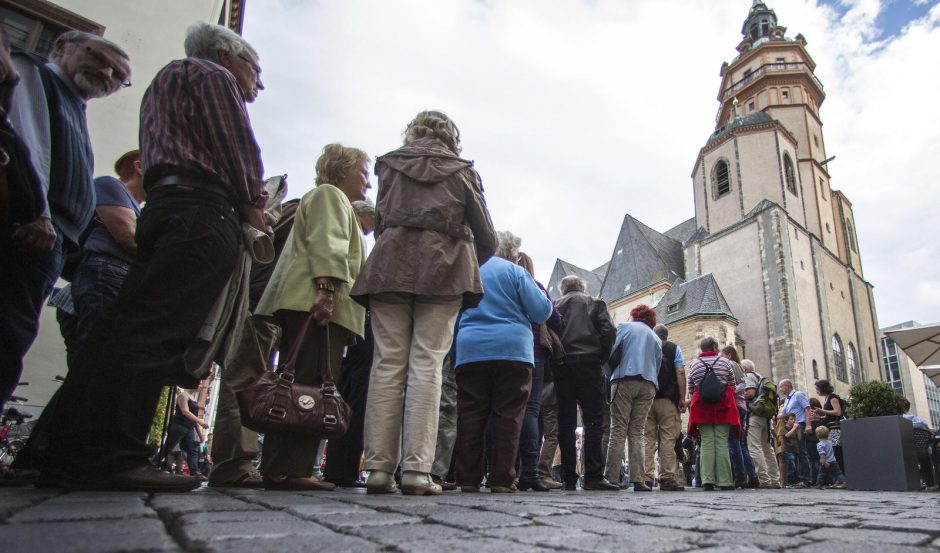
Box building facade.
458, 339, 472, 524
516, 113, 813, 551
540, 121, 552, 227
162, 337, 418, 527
549, 2, 882, 397
881, 322, 940, 427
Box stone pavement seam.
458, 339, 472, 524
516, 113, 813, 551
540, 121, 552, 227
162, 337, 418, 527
145, 493, 197, 553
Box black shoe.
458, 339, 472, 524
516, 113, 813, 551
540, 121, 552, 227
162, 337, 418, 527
747, 476, 760, 489
733, 477, 748, 489
659, 479, 685, 491
632, 482, 653, 492
518, 478, 551, 492
718, 485, 736, 491
583, 478, 620, 491
703, 483, 715, 491
563, 481, 578, 491
62, 465, 201, 492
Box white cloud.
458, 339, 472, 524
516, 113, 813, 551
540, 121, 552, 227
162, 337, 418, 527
243, 0, 940, 328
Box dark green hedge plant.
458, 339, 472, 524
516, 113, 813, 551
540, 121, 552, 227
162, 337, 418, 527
846, 380, 907, 419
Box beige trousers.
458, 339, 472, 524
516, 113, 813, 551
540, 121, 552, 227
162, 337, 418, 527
643, 398, 682, 483
605, 379, 655, 483
747, 414, 781, 487
363, 293, 462, 474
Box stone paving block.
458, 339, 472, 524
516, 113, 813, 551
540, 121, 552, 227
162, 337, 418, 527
199, 533, 380, 553
313, 510, 422, 529
478, 501, 575, 517
0, 517, 178, 553
348, 520, 477, 546
53, 491, 148, 502
695, 531, 812, 552
790, 540, 934, 553
483, 523, 696, 553
393, 536, 551, 553
8, 497, 154, 522
0, 489, 59, 521
533, 512, 639, 535
681, 547, 769, 553
859, 516, 940, 533
173, 511, 333, 548
283, 501, 379, 518
479, 524, 597, 548
801, 527, 932, 545
426, 508, 532, 530
149, 492, 258, 519
231, 491, 345, 509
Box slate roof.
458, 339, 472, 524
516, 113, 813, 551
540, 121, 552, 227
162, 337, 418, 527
706, 112, 774, 147
654, 274, 736, 325
597, 215, 685, 304
546, 258, 607, 301
663, 217, 698, 245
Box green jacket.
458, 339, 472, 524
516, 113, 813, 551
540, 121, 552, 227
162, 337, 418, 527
255, 184, 366, 342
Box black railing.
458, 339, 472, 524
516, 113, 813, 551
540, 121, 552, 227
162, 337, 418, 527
722, 62, 824, 101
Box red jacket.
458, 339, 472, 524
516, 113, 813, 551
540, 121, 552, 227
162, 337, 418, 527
688, 385, 741, 439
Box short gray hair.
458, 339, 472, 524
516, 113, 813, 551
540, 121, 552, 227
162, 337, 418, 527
741, 359, 755, 372
653, 324, 668, 340
496, 230, 521, 261
560, 275, 585, 294
404, 110, 461, 154
184, 21, 257, 63
699, 336, 719, 353
352, 198, 375, 217
52, 31, 129, 63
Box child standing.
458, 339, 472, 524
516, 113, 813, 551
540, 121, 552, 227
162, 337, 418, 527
782, 413, 800, 486
815, 426, 847, 489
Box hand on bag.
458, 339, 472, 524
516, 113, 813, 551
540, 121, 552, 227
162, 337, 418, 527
311, 288, 334, 326
12, 217, 57, 252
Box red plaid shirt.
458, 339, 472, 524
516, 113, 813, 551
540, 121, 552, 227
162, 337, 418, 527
139, 58, 266, 207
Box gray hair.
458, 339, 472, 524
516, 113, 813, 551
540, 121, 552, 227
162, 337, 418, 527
352, 198, 375, 217
52, 31, 129, 63
496, 230, 521, 261
560, 275, 586, 295
741, 359, 755, 372
184, 21, 257, 63
699, 336, 719, 353
404, 110, 461, 154
653, 324, 668, 340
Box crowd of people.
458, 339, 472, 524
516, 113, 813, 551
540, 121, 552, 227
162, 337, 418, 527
0, 20, 866, 495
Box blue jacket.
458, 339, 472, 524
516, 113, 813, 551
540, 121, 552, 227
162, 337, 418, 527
456, 257, 553, 366
608, 321, 662, 388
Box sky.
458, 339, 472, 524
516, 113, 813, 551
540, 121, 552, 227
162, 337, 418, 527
241, 0, 940, 330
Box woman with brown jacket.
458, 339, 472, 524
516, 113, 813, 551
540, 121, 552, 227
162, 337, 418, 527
351, 111, 498, 495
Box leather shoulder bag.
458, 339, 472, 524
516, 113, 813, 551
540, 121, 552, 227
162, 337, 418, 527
237, 317, 351, 438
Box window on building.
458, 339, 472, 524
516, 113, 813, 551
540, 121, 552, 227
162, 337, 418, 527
761, 20, 769, 36
826, 222, 832, 233
713, 160, 731, 199
833, 334, 847, 382
819, 177, 828, 201
881, 337, 903, 395
750, 23, 759, 40
812, 359, 819, 380
748, 100, 755, 112
922, 373, 940, 429
800, 260, 804, 270
781, 89, 789, 101
776, 57, 785, 63
666, 303, 679, 314
783, 153, 798, 195
0, 3, 103, 60
847, 343, 860, 385
813, 135, 820, 148
846, 222, 858, 253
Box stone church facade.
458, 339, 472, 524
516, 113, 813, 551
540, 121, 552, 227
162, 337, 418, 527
548, 2, 881, 396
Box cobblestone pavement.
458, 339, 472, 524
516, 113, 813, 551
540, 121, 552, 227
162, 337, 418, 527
2, 485, 940, 552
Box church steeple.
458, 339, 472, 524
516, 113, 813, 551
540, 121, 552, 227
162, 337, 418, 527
737, 1, 787, 54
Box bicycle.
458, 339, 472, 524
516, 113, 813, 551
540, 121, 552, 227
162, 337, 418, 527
0, 406, 34, 469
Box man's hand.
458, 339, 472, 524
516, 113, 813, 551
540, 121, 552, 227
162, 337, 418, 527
310, 288, 334, 326
678, 399, 688, 414
12, 217, 56, 252
241, 204, 272, 237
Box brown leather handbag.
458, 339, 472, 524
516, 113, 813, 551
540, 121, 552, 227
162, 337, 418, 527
236, 316, 350, 438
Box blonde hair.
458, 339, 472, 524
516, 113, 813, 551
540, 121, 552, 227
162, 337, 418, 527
815, 426, 829, 439
404, 110, 461, 154
315, 143, 370, 186
516, 252, 535, 277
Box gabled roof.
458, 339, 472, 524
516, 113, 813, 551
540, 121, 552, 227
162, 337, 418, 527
655, 274, 736, 325
546, 258, 606, 301
598, 215, 685, 304
664, 217, 698, 245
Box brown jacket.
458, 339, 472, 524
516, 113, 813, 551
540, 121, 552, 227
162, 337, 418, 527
350, 137, 498, 309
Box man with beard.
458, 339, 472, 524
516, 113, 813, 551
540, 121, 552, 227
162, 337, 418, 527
1, 31, 131, 415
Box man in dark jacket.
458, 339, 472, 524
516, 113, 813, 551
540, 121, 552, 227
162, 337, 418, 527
643, 324, 687, 490
553, 275, 616, 490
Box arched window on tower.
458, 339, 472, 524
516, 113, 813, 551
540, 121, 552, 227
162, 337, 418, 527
713, 159, 731, 199
847, 343, 861, 385
846, 222, 858, 253
750, 23, 759, 40
783, 153, 798, 196
833, 334, 847, 382
761, 19, 770, 37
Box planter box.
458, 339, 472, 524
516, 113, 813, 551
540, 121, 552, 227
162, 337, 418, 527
841, 415, 920, 491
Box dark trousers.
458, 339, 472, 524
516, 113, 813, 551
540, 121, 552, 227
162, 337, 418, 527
323, 325, 373, 484
518, 359, 545, 480
796, 434, 813, 485
0, 222, 63, 413
554, 361, 606, 483
728, 406, 756, 479
13, 256, 130, 470
155, 422, 199, 472
816, 460, 845, 486
45, 190, 241, 473
537, 380, 559, 479
455, 360, 531, 488
260, 313, 348, 478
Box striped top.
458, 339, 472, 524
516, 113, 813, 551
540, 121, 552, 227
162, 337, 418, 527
687, 353, 737, 392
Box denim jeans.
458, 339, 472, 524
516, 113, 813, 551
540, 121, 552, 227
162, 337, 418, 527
0, 222, 64, 413
46, 189, 241, 474
728, 406, 756, 480
518, 359, 545, 480
782, 452, 798, 484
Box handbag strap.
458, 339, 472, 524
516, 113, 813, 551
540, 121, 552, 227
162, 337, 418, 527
279, 315, 337, 388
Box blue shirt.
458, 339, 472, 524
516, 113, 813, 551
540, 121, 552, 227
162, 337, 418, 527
674, 345, 685, 366
608, 321, 662, 388
456, 257, 553, 366
783, 390, 810, 424
83, 176, 140, 263
816, 439, 836, 463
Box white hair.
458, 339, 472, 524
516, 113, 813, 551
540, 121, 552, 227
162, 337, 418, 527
496, 230, 522, 261
184, 21, 257, 63
741, 359, 755, 372
352, 198, 375, 217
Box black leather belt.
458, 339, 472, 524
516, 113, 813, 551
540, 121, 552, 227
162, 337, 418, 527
147, 174, 233, 203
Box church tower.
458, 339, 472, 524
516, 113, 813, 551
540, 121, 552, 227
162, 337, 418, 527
686, 1, 881, 394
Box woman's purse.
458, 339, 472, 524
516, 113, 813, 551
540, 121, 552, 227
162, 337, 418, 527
236, 316, 351, 438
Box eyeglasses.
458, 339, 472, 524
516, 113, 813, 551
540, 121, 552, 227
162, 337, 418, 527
237, 52, 264, 89
84, 45, 131, 88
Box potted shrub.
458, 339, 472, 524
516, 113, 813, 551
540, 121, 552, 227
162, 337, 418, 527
841, 381, 920, 491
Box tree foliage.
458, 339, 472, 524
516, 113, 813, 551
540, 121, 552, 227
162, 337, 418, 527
846, 380, 907, 419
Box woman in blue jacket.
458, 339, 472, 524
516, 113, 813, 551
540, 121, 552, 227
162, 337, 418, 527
454, 231, 552, 493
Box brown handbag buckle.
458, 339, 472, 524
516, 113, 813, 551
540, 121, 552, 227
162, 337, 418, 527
324, 414, 338, 426
268, 407, 287, 419
278, 372, 295, 384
